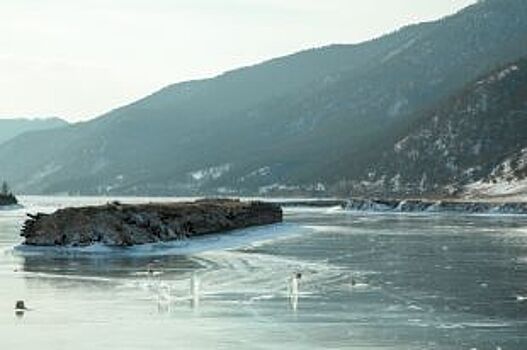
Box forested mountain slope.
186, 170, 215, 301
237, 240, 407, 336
0, 0, 526, 197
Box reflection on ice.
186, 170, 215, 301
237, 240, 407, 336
191, 273, 200, 308
288, 272, 301, 311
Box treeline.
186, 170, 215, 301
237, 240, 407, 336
0, 181, 17, 206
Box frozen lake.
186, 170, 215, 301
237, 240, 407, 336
1, 196, 527, 349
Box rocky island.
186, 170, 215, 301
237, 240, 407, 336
0, 181, 18, 207
20, 199, 282, 247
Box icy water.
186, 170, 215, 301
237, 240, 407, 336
1, 197, 527, 349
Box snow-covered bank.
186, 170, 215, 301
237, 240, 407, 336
464, 148, 527, 201
345, 198, 527, 214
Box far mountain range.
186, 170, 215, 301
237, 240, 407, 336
0, 118, 67, 146
1, 0, 526, 199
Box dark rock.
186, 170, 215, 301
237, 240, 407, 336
15, 300, 27, 310
20, 199, 282, 247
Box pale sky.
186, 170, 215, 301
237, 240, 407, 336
0, 0, 476, 122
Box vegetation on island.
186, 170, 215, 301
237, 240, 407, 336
0, 181, 18, 206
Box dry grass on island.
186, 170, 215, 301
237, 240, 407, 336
21, 199, 282, 247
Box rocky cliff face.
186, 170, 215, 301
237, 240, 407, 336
21, 199, 282, 247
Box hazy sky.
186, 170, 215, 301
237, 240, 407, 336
0, 0, 476, 122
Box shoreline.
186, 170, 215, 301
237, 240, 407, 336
343, 198, 527, 214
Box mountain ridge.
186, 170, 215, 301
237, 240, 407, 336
0, 118, 68, 146
0, 0, 526, 198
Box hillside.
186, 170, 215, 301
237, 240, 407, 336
0, 0, 526, 197
464, 148, 527, 200
0, 118, 67, 146
344, 58, 527, 198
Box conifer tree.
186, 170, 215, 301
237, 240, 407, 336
1, 181, 9, 196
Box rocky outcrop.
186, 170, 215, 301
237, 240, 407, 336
345, 198, 527, 214
20, 199, 282, 247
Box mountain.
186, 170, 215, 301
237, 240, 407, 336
0, 0, 527, 197
345, 58, 527, 198
0, 118, 68, 146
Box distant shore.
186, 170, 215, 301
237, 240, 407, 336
269, 197, 527, 214
6, 193, 527, 211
